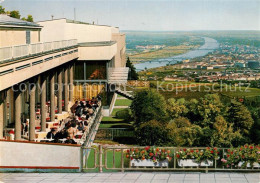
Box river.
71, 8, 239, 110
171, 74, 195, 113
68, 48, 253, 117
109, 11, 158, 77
134, 37, 219, 71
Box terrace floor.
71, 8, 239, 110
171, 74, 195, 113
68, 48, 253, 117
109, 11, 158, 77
0, 172, 259, 183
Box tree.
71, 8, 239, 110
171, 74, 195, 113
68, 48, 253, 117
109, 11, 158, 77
167, 117, 202, 146
196, 94, 225, 127
9, 10, 21, 19
0, 6, 5, 14
227, 100, 254, 136
26, 15, 33, 22
22, 14, 34, 22
130, 89, 168, 127
135, 120, 168, 146
167, 98, 188, 119
126, 57, 138, 80
249, 107, 260, 144
211, 116, 241, 147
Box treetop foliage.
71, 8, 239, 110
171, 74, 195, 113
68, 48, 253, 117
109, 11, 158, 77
131, 89, 257, 147
0, 5, 34, 22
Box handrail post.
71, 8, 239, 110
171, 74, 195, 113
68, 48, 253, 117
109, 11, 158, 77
99, 145, 103, 173
79, 147, 83, 172
121, 148, 124, 172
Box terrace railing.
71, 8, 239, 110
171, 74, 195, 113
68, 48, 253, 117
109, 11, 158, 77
81, 146, 260, 173
96, 128, 134, 140
0, 39, 78, 62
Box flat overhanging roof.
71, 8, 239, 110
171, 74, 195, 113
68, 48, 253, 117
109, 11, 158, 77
78, 41, 117, 47
0, 14, 42, 29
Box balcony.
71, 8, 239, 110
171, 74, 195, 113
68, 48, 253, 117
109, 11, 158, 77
0, 39, 78, 63
0, 39, 78, 91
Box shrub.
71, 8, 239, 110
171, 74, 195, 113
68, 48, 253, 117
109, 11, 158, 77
115, 109, 131, 120
135, 120, 169, 146
130, 89, 168, 127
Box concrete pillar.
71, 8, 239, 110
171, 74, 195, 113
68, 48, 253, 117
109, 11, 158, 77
36, 76, 41, 105
3, 91, 7, 129
9, 89, 14, 124
83, 83, 87, 100
64, 67, 69, 112
50, 72, 55, 122
58, 69, 63, 114
29, 82, 36, 141
0, 91, 4, 139
41, 74, 46, 132
14, 88, 22, 140
69, 64, 74, 102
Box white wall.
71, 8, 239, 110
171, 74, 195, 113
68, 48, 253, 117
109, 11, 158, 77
0, 141, 81, 169
38, 19, 120, 43
78, 43, 117, 60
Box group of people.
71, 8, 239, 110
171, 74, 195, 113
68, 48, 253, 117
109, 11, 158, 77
70, 96, 101, 118
45, 96, 101, 144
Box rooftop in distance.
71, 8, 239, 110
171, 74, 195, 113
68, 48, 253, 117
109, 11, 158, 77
0, 14, 41, 28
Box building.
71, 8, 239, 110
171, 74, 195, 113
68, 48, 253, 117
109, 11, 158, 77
234, 62, 246, 68
0, 15, 127, 142
0, 14, 128, 171
0, 14, 41, 47
37, 18, 128, 100
247, 61, 260, 69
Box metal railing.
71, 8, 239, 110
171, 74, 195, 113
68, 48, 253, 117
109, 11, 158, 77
0, 39, 78, 62
79, 104, 102, 146
82, 146, 260, 173
96, 128, 134, 140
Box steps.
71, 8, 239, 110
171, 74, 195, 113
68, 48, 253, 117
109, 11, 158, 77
107, 67, 129, 84
115, 89, 134, 100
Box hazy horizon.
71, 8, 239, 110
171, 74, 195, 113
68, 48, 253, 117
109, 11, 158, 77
1, 0, 260, 31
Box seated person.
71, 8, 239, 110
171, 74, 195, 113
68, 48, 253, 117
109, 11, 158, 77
46, 128, 56, 139
83, 121, 89, 132
75, 105, 83, 117
64, 136, 77, 144
77, 122, 84, 132
67, 123, 77, 139
24, 120, 29, 135
55, 129, 68, 139
70, 101, 78, 114
83, 107, 88, 115
97, 95, 102, 101
87, 106, 94, 116
85, 101, 92, 108
91, 97, 98, 104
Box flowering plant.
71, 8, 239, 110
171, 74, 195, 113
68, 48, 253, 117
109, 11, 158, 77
126, 146, 172, 162
221, 144, 260, 168
176, 147, 219, 162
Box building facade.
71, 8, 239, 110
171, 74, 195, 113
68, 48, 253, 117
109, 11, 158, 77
0, 15, 127, 142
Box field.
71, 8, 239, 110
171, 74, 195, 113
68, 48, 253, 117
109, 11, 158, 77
129, 45, 200, 62
149, 81, 260, 100
125, 31, 204, 62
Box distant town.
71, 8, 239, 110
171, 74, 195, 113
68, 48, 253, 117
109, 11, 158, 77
139, 42, 260, 84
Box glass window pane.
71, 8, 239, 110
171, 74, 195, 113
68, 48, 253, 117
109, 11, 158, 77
85, 61, 107, 80
74, 62, 84, 80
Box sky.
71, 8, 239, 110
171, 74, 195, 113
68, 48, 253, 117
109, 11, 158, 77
1, 0, 260, 31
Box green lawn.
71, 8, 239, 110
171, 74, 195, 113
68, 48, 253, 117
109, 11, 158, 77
100, 116, 133, 128
84, 149, 129, 172
114, 99, 132, 106
111, 108, 131, 116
